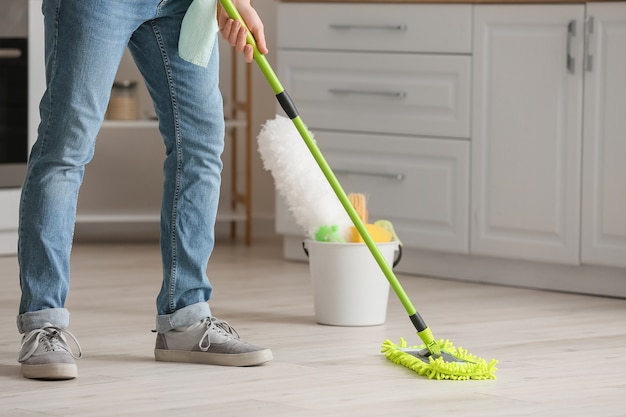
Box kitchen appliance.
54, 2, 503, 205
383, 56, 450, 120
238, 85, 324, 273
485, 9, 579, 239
0, 0, 28, 188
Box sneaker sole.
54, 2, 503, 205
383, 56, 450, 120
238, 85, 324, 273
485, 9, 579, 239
154, 348, 273, 367
21, 363, 77, 380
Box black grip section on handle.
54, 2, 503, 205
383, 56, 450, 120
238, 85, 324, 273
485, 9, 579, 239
276, 91, 299, 119
409, 313, 427, 333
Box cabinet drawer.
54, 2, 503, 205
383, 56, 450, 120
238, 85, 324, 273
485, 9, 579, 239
279, 51, 471, 139
276, 132, 469, 254
277, 3, 472, 54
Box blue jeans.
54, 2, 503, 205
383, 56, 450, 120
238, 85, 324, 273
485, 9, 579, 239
17, 0, 223, 334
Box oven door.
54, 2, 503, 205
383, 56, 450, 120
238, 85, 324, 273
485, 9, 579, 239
0, 38, 28, 188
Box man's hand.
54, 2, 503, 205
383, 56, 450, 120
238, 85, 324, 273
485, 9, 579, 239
218, 0, 268, 63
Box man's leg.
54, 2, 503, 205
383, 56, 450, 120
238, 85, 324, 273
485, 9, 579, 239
17, 0, 151, 379
128, 0, 271, 366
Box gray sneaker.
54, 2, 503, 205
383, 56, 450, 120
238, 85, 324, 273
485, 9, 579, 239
17, 323, 82, 380
154, 317, 273, 367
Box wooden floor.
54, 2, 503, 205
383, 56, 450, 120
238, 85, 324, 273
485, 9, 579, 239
0, 238, 625, 416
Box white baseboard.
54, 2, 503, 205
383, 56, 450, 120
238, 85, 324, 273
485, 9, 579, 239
73, 214, 278, 244
280, 235, 626, 298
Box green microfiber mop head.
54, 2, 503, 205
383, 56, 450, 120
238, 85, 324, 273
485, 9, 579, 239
381, 338, 498, 380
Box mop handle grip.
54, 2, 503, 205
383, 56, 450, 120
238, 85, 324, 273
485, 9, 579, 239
218, 0, 285, 96
218, 0, 259, 51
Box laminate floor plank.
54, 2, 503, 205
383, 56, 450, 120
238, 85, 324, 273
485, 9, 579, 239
0, 239, 624, 416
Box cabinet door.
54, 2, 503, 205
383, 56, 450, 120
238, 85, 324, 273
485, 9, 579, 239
471, 6, 584, 264
581, 4, 626, 268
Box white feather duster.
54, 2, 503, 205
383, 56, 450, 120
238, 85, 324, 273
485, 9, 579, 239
257, 115, 351, 240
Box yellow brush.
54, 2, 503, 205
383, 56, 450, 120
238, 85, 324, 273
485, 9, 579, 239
347, 193, 392, 243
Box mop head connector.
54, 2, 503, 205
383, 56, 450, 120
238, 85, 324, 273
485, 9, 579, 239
381, 338, 498, 380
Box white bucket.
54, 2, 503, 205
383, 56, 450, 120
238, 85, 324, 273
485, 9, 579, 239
305, 240, 399, 326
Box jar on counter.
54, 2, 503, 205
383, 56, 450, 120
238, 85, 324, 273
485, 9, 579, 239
106, 80, 139, 120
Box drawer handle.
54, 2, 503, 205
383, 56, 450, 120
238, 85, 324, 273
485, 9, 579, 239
329, 24, 407, 32
335, 169, 405, 181
329, 88, 407, 99
0, 48, 22, 59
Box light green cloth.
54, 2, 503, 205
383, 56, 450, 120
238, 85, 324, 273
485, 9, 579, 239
179, 0, 219, 68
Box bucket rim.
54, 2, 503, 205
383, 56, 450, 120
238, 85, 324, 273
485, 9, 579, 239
303, 239, 402, 268
304, 239, 399, 247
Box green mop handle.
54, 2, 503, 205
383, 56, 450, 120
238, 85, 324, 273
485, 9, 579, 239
219, 0, 440, 355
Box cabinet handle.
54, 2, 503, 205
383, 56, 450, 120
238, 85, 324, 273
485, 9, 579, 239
329, 24, 407, 32
584, 16, 594, 72
329, 88, 407, 99
566, 20, 576, 74
0, 48, 22, 58
334, 169, 406, 181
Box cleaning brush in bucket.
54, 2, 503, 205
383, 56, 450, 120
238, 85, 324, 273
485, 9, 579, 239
219, 0, 498, 380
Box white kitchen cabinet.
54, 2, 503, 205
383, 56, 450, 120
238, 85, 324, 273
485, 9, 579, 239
581, 3, 626, 268
471, 5, 585, 265
276, 3, 472, 256
276, 1, 626, 296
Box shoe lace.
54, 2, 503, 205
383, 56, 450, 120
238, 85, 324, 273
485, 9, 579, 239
18, 325, 83, 362
198, 317, 240, 352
